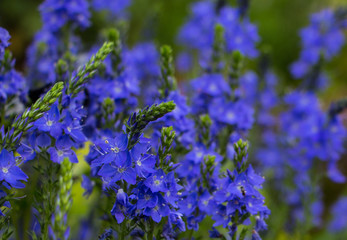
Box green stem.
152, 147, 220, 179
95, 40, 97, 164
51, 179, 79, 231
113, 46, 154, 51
146, 219, 155, 240
188, 229, 194, 240
0, 105, 5, 126
119, 220, 126, 240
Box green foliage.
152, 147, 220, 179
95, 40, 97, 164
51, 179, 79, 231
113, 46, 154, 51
229, 50, 244, 89
1, 81, 64, 151
107, 28, 123, 75
158, 126, 176, 168
32, 156, 60, 240
68, 41, 114, 96
211, 24, 225, 73
159, 45, 177, 97
233, 139, 249, 172
54, 158, 73, 240
126, 101, 176, 149
199, 114, 212, 146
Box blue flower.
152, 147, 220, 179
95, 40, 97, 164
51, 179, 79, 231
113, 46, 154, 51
48, 135, 78, 163
91, 134, 128, 167
329, 197, 347, 232
34, 104, 62, 138
81, 175, 94, 197
0, 27, 10, 59
98, 152, 136, 185
187, 215, 201, 231
191, 73, 231, 97
176, 52, 193, 73
92, 0, 131, 17
62, 111, 87, 143
166, 212, 186, 233
211, 205, 230, 228
39, 0, 91, 31
178, 193, 197, 216
0, 149, 28, 188
209, 227, 223, 238
143, 193, 170, 223
209, 98, 254, 130
178, 1, 259, 59
17, 133, 38, 162
136, 188, 158, 210
252, 230, 262, 240
144, 169, 168, 193
290, 8, 346, 80
218, 7, 259, 57
111, 189, 132, 223
130, 142, 156, 178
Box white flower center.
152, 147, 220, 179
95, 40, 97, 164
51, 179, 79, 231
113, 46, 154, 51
2, 168, 8, 174
111, 147, 119, 153
154, 180, 161, 186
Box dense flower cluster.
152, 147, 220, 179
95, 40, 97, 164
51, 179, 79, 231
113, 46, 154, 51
0, 27, 26, 104
0, 0, 346, 239
290, 8, 347, 89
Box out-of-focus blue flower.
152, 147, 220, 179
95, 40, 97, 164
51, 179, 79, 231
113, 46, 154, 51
39, 0, 91, 32
191, 73, 231, 97
280, 91, 346, 182
0, 27, 27, 103
290, 8, 346, 80
124, 43, 160, 105
92, 0, 131, 17
178, 1, 259, 59
329, 197, 347, 232
209, 98, 254, 130
0, 27, 10, 59
81, 174, 94, 197
176, 52, 193, 73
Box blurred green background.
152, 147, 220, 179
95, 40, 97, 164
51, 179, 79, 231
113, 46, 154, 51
1, 0, 347, 96
0, 0, 347, 239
